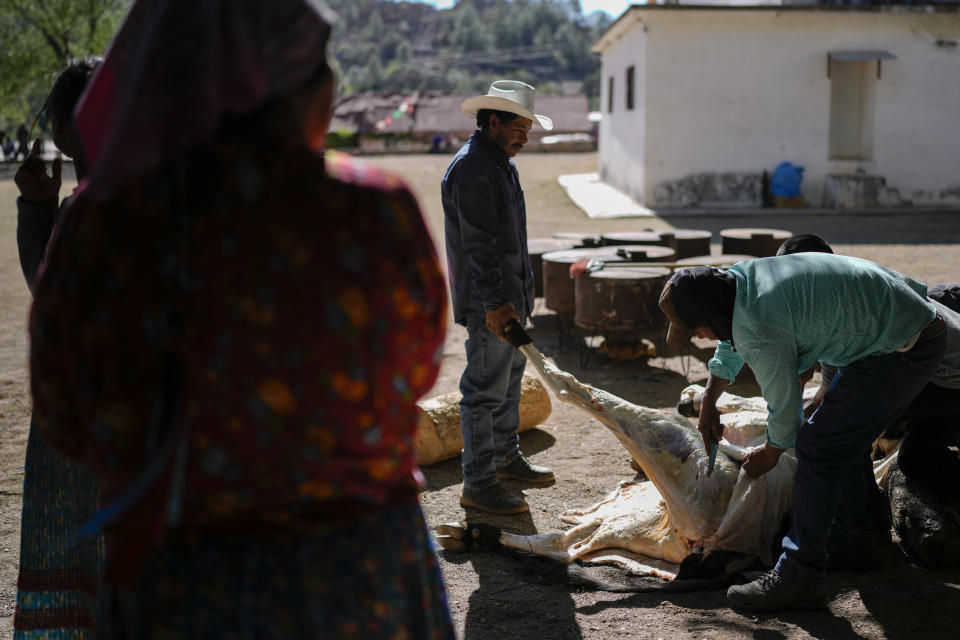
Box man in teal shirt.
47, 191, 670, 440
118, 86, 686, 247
659, 253, 946, 612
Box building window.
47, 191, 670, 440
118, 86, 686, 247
829, 60, 875, 160
626, 65, 635, 111
607, 76, 614, 113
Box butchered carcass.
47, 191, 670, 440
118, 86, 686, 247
437, 330, 800, 580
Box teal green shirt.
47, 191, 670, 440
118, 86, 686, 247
707, 253, 935, 449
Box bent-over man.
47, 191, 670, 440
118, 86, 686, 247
659, 253, 946, 612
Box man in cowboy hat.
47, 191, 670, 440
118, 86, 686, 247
441, 80, 554, 515
658, 255, 946, 613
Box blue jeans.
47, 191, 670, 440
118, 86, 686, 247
459, 315, 527, 490
775, 330, 946, 583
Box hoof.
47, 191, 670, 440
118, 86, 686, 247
435, 522, 469, 552
435, 522, 467, 539
435, 536, 469, 552
434, 522, 470, 553
433, 521, 502, 552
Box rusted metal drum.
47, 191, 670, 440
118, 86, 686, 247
605, 244, 676, 263
552, 231, 602, 248
528, 238, 580, 297
574, 266, 672, 333
676, 254, 756, 268
657, 229, 712, 260
542, 248, 631, 315
599, 230, 663, 247
720, 228, 792, 258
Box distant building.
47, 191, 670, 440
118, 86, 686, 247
592, 3, 960, 209
330, 91, 593, 154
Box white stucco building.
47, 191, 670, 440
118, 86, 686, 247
592, 3, 960, 209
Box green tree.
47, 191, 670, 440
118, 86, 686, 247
0, 0, 130, 128
365, 9, 384, 40
326, 0, 602, 104
362, 54, 384, 90
451, 5, 491, 53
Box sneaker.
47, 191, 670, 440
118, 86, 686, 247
496, 454, 555, 484
727, 570, 827, 613
459, 483, 529, 515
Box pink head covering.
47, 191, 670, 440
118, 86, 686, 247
74, 0, 335, 202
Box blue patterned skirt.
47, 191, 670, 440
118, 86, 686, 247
108, 498, 455, 639
14, 419, 103, 639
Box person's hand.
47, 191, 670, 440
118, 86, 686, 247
742, 442, 786, 477
803, 382, 827, 420
15, 139, 61, 203
485, 304, 521, 341
697, 400, 724, 453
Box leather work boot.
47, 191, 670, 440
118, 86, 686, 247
459, 483, 529, 515
727, 570, 827, 613
496, 454, 555, 484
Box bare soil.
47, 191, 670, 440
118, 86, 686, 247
2, 154, 960, 639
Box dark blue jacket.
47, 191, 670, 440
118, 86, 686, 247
442, 132, 534, 326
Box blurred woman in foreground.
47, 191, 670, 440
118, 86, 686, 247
29, 0, 454, 637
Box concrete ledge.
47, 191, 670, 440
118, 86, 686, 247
557, 173, 655, 218
558, 172, 960, 219
648, 205, 960, 218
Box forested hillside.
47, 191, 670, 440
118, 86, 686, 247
0, 0, 611, 129
326, 0, 611, 106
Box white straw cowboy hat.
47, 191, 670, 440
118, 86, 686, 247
461, 80, 554, 131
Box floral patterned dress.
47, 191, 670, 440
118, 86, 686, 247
30, 141, 454, 639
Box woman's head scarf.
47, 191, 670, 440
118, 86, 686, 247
73, 0, 336, 202
658, 266, 737, 348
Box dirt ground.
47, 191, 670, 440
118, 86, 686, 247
2, 153, 960, 639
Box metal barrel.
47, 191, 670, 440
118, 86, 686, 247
528, 238, 580, 298
574, 266, 672, 332
657, 229, 712, 260
542, 248, 631, 315
720, 228, 792, 258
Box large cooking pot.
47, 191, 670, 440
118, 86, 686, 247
574, 266, 672, 333
541, 247, 632, 315
528, 238, 580, 297
657, 229, 712, 260
720, 228, 792, 258
601, 229, 712, 260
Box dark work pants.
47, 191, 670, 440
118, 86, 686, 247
775, 331, 946, 583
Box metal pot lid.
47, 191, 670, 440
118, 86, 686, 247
660, 228, 712, 240
600, 230, 663, 245
541, 247, 630, 264
719, 227, 792, 240
552, 231, 602, 247
585, 266, 672, 280
607, 245, 676, 262
528, 237, 580, 255
675, 254, 756, 267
